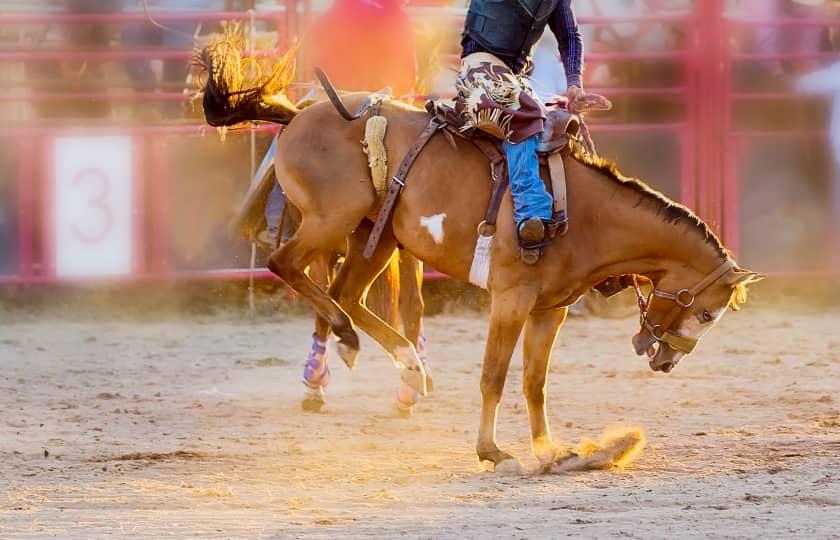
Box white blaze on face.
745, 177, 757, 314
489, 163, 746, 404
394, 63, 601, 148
420, 213, 446, 245
677, 307, 727, 343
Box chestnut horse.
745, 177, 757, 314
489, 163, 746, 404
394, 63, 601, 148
198, 42, 762, 472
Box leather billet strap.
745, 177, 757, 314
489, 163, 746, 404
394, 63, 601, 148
363, 118, 443, 259
470, 136, 507, 235
644, 259, 737, 354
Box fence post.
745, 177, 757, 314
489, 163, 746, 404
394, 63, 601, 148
695, 0, 726, 234
16, 137, 34, 280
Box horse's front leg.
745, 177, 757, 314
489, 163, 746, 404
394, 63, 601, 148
477, 286, 537, 473
523, 307, 568, 473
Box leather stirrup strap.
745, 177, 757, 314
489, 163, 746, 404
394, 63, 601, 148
548, 152, 569, 226
471, 137, 507, 231
363, 118, 442, 259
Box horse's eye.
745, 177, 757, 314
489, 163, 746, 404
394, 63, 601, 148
702, 309, 713, 322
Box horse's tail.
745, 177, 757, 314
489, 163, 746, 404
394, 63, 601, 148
366, 252, 401, 329
195, 25, 298, 127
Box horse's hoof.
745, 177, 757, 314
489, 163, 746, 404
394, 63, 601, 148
477, 448, 522, 474
420, 363, 435, 394
533, 438, 561, 474
337, 341, 359, 370
396, 346, 429, 397
493, 458, 525, 475
393, 399, 413, 419
400, 366, 429, 397
300, 387, 325, 413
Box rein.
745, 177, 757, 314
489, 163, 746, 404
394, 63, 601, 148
633, 259, 736, 354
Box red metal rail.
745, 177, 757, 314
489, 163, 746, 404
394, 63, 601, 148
1, 6, 836, 283
0, 6, 698, 284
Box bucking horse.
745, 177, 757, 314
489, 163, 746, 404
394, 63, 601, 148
197, 33, 763, 473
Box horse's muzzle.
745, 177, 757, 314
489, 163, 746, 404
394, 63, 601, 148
633, 330, 683, 373
649, 343, 684, 373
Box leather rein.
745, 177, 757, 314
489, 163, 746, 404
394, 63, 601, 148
632, 259, 736, 354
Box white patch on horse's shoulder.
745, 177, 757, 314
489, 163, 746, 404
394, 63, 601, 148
420, 214, 446, 245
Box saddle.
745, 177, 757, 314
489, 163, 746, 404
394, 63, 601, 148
426, 100, 583, 242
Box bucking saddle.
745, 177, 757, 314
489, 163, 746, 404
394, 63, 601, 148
314, 68, 604, 265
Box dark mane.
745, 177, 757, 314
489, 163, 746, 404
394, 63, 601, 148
571, 146, 729, 258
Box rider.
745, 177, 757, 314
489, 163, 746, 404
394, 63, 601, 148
457, 0, 584, 258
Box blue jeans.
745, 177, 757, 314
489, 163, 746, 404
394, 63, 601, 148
265, 183, 287, 236
503, 135, 554, 223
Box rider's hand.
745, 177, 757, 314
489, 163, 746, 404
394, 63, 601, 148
565, 85, 583, 104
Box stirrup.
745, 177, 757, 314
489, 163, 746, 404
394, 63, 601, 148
516, 217, 547, 249
516, 217, 558, 265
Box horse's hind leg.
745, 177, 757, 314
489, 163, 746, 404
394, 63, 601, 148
328, 222, 430, 399
300, 253, 336, 413
267, 226, 360, 368
398, 251, 425, 356
523, 307, 568, 473
394, 252, 428, 415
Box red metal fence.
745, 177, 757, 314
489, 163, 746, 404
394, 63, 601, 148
0, 2, 837, 284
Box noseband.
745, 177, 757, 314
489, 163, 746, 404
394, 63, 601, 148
633, 259, 736, 355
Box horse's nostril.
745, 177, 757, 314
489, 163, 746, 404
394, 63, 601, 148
661, 362, 674, 373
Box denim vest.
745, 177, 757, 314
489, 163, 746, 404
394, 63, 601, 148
463, 0, 560, 63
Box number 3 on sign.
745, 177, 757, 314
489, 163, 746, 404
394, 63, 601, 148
70, 168, 114, 244
54, 136, 134, 278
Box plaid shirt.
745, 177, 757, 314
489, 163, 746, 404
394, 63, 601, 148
462, 0, 583, 88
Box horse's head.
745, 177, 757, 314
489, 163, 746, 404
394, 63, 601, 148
632, 263, 764, 373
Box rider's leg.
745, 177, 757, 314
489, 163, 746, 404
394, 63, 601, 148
503, 134, 554, 248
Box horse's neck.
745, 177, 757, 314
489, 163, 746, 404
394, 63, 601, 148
572, 160, 721, 284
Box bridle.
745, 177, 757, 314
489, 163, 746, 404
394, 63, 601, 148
632, 259, 736, 355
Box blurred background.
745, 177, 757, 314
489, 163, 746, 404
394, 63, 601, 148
0, 0, 839, 288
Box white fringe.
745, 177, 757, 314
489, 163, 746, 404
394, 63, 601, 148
469, 235, 493, 289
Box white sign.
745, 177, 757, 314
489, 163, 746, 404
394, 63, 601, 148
53, 136, 134, 278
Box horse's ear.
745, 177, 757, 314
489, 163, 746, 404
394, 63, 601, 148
727, 267, 766, 287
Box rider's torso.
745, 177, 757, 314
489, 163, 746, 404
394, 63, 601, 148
462, 0, 562, 74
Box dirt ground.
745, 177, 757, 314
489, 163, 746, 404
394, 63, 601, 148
0, 303, 838, 538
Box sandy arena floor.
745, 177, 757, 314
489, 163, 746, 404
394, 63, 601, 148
0, 305, 838, 538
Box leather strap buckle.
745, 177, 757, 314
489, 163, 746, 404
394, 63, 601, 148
477, 220, 496, 237
675, 289, 695, 308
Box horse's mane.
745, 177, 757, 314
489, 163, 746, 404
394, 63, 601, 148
570, 146, 729, 259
